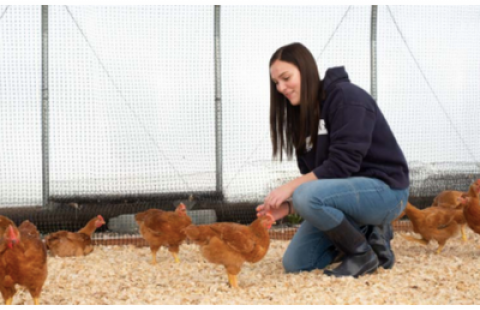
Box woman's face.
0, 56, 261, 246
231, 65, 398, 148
270, 59, 301, 106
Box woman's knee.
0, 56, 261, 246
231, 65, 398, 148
292, 182, 322, 215
282, 252, 302, 273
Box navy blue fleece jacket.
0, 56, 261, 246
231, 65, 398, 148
297, 67, 409, 189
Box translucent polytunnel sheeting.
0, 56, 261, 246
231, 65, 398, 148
220, 5, 372, 201
0, 5, 42, 207
1, 5, 480, 208
49, 6, 216, 199
377, 6, 480, 196
377, 6, 480, 164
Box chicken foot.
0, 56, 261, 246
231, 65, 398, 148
227, 273, 239, 288
436, 244, 446, 254
401, 234, 429, 246
170, 252, 180, 263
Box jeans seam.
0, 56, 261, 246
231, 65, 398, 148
314, 187, 386, 206
315, 248, 335, 269
308, 235, 332, 269
308, 239, 318, 268
382, 197, 406, 223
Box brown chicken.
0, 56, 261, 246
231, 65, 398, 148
185, 214, 275, 288
0, 221, 48, 305
44, 215, 105, 257
432, 189, 469, 241
458, 179, 480, 243
135, 203, 192, 264
401, 202, 463, 253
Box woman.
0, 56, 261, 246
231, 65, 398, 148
256, 42, 409, 278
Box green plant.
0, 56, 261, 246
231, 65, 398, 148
285, 213, 303, 225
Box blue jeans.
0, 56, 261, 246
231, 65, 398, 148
282, 177, 408, 273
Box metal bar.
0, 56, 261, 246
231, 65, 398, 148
370, 5, 378, 101
41, 5, 51, 209
214, 5, 223, 195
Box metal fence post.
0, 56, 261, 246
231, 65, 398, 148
214, 5, 223, 196
41, 5, 51, 209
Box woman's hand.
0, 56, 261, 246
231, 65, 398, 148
257, 172, 316, 220
256, 202, 290, 221
263, 184, 294, 210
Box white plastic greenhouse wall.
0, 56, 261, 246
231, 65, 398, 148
1, 5, 479, 207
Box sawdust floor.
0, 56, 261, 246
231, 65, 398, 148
10, 230, 480, 305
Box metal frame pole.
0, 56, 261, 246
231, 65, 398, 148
41, 5, 51, 208
214, 5, 223, 195
370, 5, 378, 101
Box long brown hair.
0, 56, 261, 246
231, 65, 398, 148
269, 42, 322, 160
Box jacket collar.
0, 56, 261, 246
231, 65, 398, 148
323, 66, 350, 93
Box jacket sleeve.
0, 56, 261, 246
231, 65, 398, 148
297, 156, 309, 175
312, 90, 376, 179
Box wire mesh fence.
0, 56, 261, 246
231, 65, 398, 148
1, 5, 479, 242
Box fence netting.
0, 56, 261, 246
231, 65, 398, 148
1, 5, 479, 242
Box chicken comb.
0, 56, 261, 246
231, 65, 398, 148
178, 203, 186, 209
457, 197, 468, 204
6, 225, 17, 238
97, 215, 105, 222
265, 212, 275, 223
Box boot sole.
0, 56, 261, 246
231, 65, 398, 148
324, 261, 379, 278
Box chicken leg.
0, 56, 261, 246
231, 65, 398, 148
460, 224, 467, 242
436, 244, 446, 254
170, 252, 180, 263
150, 251, 157, 265
401, 234, 429, 246
227, 273, 239, 288
34, 298, 39, 305
5, 298, 13, 305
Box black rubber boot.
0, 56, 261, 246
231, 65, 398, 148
323, 218, 378, 278
365, 223, 395, 269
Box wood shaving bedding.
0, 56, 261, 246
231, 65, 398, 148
10, 230, 480, 305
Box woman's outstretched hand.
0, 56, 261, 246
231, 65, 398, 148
257, 172, 316, 221
256, 202, 290, 221
263, 184, 294, 210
